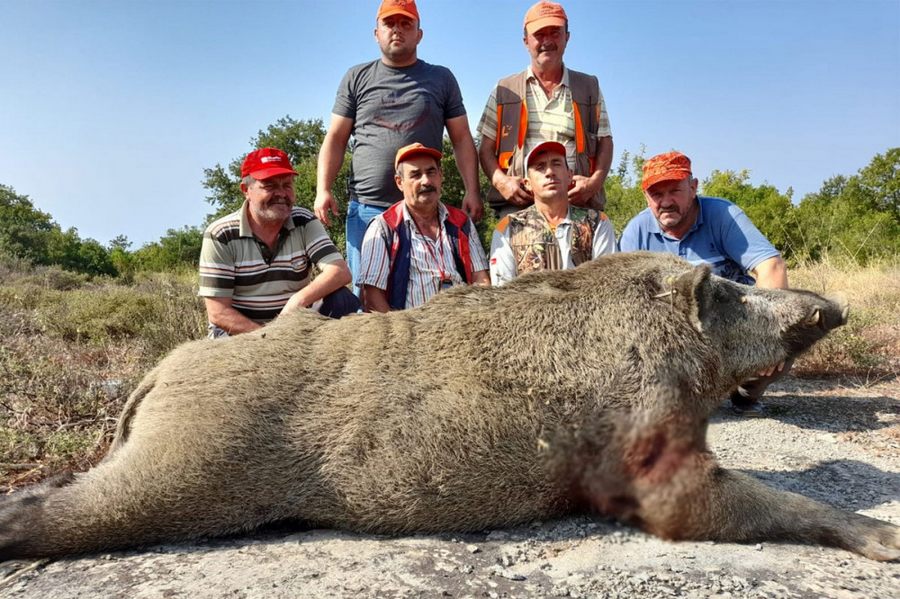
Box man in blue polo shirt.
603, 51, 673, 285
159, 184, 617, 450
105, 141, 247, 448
619, 150, 788, 416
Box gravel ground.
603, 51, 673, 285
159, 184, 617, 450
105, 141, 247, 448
2, 376, 898, 598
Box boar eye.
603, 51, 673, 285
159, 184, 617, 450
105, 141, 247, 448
804, 309, 821, 327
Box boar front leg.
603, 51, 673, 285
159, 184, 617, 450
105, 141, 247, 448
584, 412, 900, 561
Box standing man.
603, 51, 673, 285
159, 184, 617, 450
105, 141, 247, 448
478, 1, 613, 219
315, 0, 482, 293
199, 148, 359, 338
619, 150, 789, 415
359, 143, 490, 311
490, 141, 616, 286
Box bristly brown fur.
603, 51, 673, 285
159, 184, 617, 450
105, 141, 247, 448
1, 252, 897, 561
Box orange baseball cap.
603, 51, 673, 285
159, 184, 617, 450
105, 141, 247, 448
240, 148, 298, 181
377, 0, 419, 22
394, 142, 442, 169
524, 140, 567, 171
641, 151, 693, 191
524, 1, 567, 35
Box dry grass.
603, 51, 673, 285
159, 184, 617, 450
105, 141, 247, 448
0, 261, 205, 491
790, 257, 900, 380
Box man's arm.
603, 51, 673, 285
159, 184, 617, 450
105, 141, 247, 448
281, 260, 352, 315
479, 134, 533, 207
592, 216, 618, 258
489, 225, 517, 286
752, 256, 788, 289
569, 135, 613, 207
204, 297, 262, 335
472, 269, 491, 286
315, 114, 354, 226
362, 285, 391, 313
445, 115, 484, 222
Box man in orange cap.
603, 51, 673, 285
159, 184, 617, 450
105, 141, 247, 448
316, 0, 482, 296
359, 143, 489, 311
478, 1, 613, 219
199, 148, 359, 337
619, 150, 789, 415
489, 141, 616, 286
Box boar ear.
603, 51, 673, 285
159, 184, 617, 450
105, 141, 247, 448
668, 264, 712, 332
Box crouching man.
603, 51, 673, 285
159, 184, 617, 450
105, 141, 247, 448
199, 147, 359, 338
619, 150, 789, 415
359, 143, 490, 311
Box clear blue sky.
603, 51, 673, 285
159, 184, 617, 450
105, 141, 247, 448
1, 0, 898, 247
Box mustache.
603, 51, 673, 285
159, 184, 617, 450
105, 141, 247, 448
538, 44, 558, 52
418, 185, 437, 194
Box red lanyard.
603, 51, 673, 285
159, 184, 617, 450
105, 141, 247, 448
410, 217, 449, 283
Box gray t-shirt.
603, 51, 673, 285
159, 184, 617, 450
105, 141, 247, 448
332, 59, 466, 207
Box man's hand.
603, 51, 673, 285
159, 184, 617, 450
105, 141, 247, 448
281, 290, 313, 315
314, 191, 340, 227
495, 173, 532, 206
461, 190, 484, 222
567, 175, 597, 207
758, 361, 785, 378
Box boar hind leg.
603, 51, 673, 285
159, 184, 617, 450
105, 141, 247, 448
0, 449, 272, 560
587, 415, 900, 561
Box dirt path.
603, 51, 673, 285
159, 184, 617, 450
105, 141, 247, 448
3, 377, 899, 598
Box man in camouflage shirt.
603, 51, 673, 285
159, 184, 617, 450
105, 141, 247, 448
489, 141, 615, 285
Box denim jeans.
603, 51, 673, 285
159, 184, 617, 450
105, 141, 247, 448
346, 199, 387, 294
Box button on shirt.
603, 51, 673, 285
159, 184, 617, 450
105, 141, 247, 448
359, 203, 489, 309
618, 196, 781, 285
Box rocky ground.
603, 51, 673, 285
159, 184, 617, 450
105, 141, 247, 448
2, 376, 898, 598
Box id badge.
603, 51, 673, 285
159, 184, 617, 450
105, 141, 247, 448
439, 278, 454, 292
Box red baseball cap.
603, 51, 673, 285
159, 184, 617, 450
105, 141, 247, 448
641, 151, 692, 191
524, 141, 567, 171
394, 142, 442, 169
524, 1, 567, 35
240, 148, 298, 181
377, 0, 419, 21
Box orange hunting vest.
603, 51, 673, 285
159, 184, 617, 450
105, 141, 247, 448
488, 69, 606, 211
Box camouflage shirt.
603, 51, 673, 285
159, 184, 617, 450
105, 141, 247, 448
489, 205, 617, 285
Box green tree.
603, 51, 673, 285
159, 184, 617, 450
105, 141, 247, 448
0, 184, 55, 264
604, 149, 648, 236
132, 226, 204, 272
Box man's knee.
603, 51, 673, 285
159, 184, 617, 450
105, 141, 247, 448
318, 287, 361, 319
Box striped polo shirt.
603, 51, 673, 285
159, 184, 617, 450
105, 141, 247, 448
198, 201, 344, 323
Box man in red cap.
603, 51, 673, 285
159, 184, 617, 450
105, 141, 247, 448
358, 143, 489, 311
489, 141, 616, 285
619, 150, 789, 415
199, 147, 359, 337
315, 0, 482, 296
478, 1, 613, 220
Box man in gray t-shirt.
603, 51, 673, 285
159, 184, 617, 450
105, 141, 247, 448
315, 0, 482, 293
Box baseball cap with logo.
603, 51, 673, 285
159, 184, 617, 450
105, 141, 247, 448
524, 1, 567, 35
377, 0, 419, 22
394, 142, 442, 169
641, 151, 693, 191
524, 141, 567, 171
240, 148, 298, 181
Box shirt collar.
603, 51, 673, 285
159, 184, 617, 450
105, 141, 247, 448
401, 201, 448, 226
525, 65, 570, 88
238, 200, 294, 238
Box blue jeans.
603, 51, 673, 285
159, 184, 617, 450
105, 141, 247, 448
346, 199, 387, 294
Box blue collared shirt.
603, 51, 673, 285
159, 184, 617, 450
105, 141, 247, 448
618, 196, 780, 285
